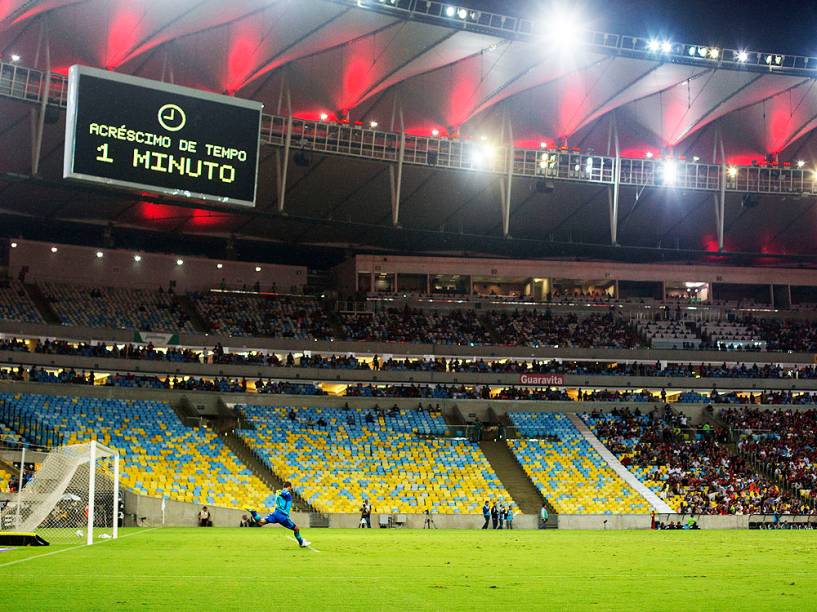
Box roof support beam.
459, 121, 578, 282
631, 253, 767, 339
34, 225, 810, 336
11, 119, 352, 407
498, 115, 513, 237
608, 112, 620, 246
274, 87, 292, 213
30, 17, 50, 177
389, 107, 405, 227
715, 126, 727, 251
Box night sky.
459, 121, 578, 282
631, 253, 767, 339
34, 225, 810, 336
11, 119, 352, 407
462, 0, 817, 56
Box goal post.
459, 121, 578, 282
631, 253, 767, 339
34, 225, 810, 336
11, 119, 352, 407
0, 441, 120, 545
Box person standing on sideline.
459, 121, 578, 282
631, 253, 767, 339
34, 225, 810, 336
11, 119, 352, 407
539, 503, 549, 529
491, 501, 499, 529
506, 504, 514, 530
360, 499, 372, 528
498, 503, 505, 530
482, 500, 490, 529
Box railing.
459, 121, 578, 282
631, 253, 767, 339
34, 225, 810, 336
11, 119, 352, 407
4, 59, 817, 197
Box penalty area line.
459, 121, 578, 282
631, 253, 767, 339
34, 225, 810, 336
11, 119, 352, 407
0, 527, 158, 569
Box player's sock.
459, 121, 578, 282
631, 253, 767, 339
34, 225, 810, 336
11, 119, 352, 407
247, 509, 261, 523
294, 528, 304, 545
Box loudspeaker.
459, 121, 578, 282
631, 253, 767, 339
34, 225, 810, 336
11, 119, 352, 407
741, 193, 760, 209
532, 180, 555, 194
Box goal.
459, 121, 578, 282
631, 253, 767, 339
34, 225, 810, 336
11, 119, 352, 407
0, 441, 120, 545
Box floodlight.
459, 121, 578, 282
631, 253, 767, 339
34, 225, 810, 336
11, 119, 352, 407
540, 141, 547, 149
736, 50, 749, 62
431, 129, 440, 137
445, 6, 456, 17
709, 48, 719, 59
10, 54, 21, 62
775, 55, 783, 65
255, 266, 262, 272
544, 8, 582, 50
687, 46, 697, 57
661, 41, 672, 53
585, 157, 594, 172
727, 166, 738, 178
10, 242, 17, 248
369, 120, 378, 128
765, 55, 773, 65
133, 255, 142, 262
797, 160, 806, 168
50, 247, 58, 253
692, 156, 700, 162
176, 259, 184, 266
647, 39, 660, 52
457, 8, 467, 19
645, 151, 654, 159
96, 251, 104, 258
217, 263, 223, 269
319, 112, 329, 121
698, 46, 709, 57
661, 160, 678, 185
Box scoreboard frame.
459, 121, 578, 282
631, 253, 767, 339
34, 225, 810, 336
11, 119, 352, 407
63, 65, 263, 208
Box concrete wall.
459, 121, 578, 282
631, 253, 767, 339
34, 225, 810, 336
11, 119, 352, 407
2, 349, 817, 395
8, 240, 306, 293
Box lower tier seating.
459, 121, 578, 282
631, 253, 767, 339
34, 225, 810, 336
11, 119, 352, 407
507, 411, 652, 514
0, 393, 274, 510
237, 403, 510, 514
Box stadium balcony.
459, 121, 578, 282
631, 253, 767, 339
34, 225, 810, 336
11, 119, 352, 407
0, 392, 275, 510
506, 412, 652, 514
235, 403, 511, 514
581, 408, 811, 515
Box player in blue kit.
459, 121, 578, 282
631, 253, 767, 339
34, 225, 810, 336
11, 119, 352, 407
247, 481, 311, 548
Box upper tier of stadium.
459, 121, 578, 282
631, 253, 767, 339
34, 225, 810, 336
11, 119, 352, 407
5, 0, 817, 256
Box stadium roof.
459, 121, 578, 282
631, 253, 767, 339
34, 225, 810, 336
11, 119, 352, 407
3, 0, 817, 261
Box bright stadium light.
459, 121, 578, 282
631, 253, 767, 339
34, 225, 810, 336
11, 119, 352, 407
736, 50, 749, 62
472, 144, 496, 168
698, 46, 708, 58
544, 7, 582, 50
727, 166, 738, 178
661, 41, 672, 53
693, 156, 700, 162
133, 254, 142, 262
255, 266, 262, 272
217, 263, 223, 269
661, 160, 678, 185
319, 112, 328, 121
369, 120, 378, 128
50, 247, 58, 253
96, 251, 104, 258
709, 48, 720, 59
645, 151, 654, 159
797, 160, 806, 168
647, 39, 660, 52
445, 5, 456, 17
176, 259, 184, 266
10, 54, 21, 62
456, 7, 467, 19
10, 242, 17, 248
431, 128, 440, 137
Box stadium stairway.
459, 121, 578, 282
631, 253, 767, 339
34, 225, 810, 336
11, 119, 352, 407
567, 414, 674, 513
23, 284, 61, 325
479, 440, 556, 523
221, 428, 316, 514
176, 294, 211, 333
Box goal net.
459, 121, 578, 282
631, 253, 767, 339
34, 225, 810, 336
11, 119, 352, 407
0, 441, 120, 545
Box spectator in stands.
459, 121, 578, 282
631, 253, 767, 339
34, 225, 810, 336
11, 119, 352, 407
198, 506, 212, 527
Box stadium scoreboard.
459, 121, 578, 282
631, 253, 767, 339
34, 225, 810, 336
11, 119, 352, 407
63, 65, 262, 207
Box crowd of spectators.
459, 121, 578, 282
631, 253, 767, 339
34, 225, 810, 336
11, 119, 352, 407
192, 292, 334, 339
484, 310, 640, 349
722, 407, 817, 504
341, 307, 491, 345
584, 407, 811, 515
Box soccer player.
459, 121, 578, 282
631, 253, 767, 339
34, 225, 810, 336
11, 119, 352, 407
247, 481, 311, 548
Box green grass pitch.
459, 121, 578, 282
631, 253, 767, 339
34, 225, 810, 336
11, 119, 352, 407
2, 528, 816, 610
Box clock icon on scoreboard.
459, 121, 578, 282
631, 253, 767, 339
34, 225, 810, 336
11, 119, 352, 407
157, 104, 186, 132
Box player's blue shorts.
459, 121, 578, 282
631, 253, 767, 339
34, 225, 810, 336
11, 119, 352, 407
264, 510, 297, 530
